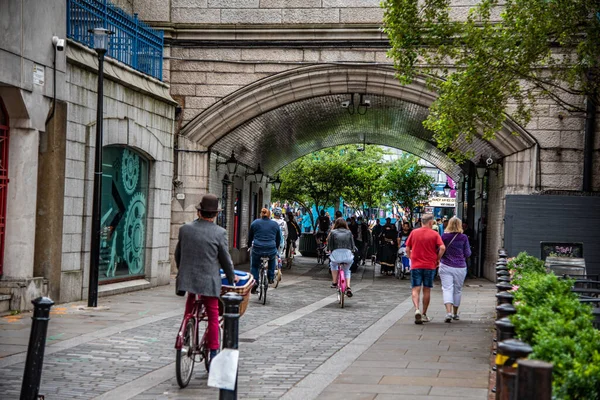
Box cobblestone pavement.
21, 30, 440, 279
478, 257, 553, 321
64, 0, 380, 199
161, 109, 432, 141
0, 256, 494, 399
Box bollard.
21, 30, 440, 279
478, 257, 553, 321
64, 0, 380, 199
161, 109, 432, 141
516, 359, 552, 400
498, 249, 508, 258
496, 291, 514, 306
498, 276, 511, 283
496, 266, 509, 273
220, 292, 243, 400
497, 258, 508, 266
497, 270, 510, 277
497, 339, 533, 400
493, 318, 516, 393
496, 282, 513, 293
496, 304, 517, 321
20, 297, 54, 400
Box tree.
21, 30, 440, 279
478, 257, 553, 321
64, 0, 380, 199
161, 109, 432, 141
340, 146, 387, 217
382, 0, 600, 160
384, 155, 434, 221
273, 147, 352, 229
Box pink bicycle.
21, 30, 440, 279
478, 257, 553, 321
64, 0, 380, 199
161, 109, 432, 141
337, 262, 349, 308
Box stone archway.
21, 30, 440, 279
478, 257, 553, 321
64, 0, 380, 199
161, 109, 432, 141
174, 64, 540, 278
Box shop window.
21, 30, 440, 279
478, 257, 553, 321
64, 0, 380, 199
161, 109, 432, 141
218, 177, 230, 229
99, 147, 149, 282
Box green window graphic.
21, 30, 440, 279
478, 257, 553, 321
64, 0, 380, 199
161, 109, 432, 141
99, 147, 148, 281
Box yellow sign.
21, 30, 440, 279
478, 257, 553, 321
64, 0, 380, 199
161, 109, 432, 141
428, 197, 456, 208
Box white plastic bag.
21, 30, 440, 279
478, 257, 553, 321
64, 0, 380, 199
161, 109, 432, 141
207, 349, 239, 391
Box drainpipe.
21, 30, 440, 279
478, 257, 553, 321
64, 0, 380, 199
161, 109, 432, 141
583, 93, 596, 192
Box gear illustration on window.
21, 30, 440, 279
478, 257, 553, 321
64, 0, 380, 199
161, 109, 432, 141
123, 192, 146, 275
121, 149, 140, 195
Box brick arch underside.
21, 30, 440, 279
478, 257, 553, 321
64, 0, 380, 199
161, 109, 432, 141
182, 65, 537, 179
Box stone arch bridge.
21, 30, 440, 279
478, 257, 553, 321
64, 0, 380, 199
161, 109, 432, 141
127, 0, 600, 278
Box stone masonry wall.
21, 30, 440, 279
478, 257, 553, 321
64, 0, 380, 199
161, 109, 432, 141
62, 41, 176, 303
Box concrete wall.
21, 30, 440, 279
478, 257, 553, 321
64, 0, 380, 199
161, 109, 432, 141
0, 0, 67, 309
60, 41, 176, 302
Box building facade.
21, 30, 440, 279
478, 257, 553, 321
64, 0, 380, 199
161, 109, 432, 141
0, 0, 176, 311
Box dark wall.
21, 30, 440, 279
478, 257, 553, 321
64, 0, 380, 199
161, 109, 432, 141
504, 194, 600, 276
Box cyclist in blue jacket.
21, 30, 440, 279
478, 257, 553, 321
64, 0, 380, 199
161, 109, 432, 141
248, 208, 281, 292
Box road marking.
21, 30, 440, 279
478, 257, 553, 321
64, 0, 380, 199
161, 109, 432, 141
0, 309, 182, 368
279, 295, 415, 400
92, 362, 176, 400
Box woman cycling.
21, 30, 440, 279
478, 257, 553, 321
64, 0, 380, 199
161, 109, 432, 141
248, 208, 281, 292
327, 218, 357, 297
286, 212, 301, 259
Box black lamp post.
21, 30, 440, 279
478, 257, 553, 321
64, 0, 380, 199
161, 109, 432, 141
88, 27, 112, 308
268, 175, 282, 191
443, 181, 452, 197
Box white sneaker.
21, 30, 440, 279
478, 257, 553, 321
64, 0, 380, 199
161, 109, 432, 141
452, 314, 460, 321
422, 314, 432, 323
445, 313, 452, 323
415, 309, 422, 325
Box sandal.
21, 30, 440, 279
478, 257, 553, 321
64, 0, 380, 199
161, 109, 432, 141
346, 287, 353, 297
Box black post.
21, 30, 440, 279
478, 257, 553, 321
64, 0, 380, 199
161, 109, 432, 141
496, 292, 514, 306
583, 91, 596, 192
20, 297, 54, 400
497, 339, 533, 400
496, 282, 513, 293
88, 49, 106, 307
220, 292, 243, 400
516, 359, 553, 400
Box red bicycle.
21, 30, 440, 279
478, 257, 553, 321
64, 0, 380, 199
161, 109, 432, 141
174, 295, 222, 388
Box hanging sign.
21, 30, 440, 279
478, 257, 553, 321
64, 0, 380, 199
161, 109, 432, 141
428, 197, 456, 208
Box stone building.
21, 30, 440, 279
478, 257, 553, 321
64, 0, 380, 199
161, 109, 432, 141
0, 0, 176, 311
128, 0, 599, 278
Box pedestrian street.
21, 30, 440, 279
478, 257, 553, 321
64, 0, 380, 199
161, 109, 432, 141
0, 256, 494, 399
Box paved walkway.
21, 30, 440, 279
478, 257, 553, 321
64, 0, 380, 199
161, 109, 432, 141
0, 257, 495, 399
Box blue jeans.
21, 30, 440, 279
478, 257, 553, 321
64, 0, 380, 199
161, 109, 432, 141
411, 269, 436, 288
251, 250, 277, 283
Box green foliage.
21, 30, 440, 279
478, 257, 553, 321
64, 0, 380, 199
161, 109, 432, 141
383, 154, 434, 218
507, 252, 546, 275
274, 146, 353, 229
509, 254, 600, 399
382, 0, 600, 158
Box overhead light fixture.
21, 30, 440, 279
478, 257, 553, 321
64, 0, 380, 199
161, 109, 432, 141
342, 93, 371, 116
475, 155, 497, 179
216, 151, 238, 175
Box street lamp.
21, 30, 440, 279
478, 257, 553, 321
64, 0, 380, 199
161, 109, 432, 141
475, 156, 488, 179
245, 163, 264, 183
443, 181, 452, 197
216, 150, 239, 175
268, 175, 282, 191
88, 27, 113, 307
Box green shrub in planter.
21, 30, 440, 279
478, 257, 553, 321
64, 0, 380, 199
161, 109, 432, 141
509, 254, 600, 400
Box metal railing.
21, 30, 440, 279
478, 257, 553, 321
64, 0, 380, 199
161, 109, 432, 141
67, 0, 164, 80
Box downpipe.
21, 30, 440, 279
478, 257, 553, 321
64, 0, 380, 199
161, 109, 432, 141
583, 93, 596, 192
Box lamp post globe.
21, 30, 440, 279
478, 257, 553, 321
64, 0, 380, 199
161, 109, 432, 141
443, 181, 452, 197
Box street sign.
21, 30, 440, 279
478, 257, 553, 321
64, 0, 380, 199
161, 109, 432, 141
428, 197, 456, 208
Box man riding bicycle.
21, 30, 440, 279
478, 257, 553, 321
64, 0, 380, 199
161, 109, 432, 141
248, 208, 281, 291
286, 212, 301, 260
174, 194, 238, 361
315, 209, 331, 244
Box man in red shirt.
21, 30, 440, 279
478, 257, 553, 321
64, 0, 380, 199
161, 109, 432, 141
406, 214, 446, 324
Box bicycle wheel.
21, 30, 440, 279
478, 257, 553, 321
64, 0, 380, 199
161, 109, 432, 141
262, 270, 268, 305
339, 288, 345, 308
176, 318, 196, 388
258, 269, 264, 301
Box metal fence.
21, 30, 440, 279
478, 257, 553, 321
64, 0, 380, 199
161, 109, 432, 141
67, 0, 164, 80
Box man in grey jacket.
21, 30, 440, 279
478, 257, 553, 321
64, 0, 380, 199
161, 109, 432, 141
175, 193, 237, 360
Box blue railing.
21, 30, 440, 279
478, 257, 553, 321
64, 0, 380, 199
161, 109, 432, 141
67, 0, 164, 80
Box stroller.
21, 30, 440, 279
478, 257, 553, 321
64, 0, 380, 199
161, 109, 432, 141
395, 242, 411, 280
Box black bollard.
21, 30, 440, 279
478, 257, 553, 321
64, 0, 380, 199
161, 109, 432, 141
516, 359, 552, 400
493, 318, 516, 393
496, 292, 514, 306
20, 297, 54, 400
496, 304, 517, 320
497, 258, 508, 266
498, 276, 511, 283
496, 282, 513, 293
497, 339, 533, 400
498, 248, 508, 258
496, 266, 509, 274
220, 292, 243, 400
497, 270, 510, 277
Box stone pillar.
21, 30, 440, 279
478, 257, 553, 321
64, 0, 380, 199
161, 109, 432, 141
4, 124, 40, 280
